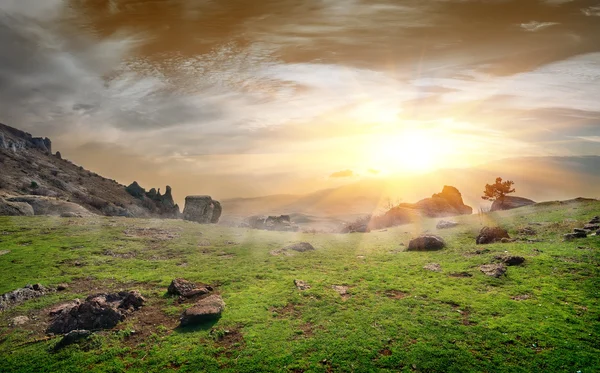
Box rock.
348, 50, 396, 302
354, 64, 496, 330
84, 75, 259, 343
282, 242, 315, 252
0, 198, 35, 216
407, 235, 445, 251
125, 181, 146, 198
423, 263, 442, 272
449, 272, 473, 278
400, 186, 472, 217
573, 228, 587, 234
491, 196, 535, 211
60, 212, 82, 218
476, 227, 510, 244
180, 294, 225, 326
332, 285, 349, 296
0, 284, 47, 311
589, 216, 600, 224
55, 151, 62, 160
294, 279, 311, 290
183, 195, 222, 224
436, 220, 458, 229
479, 264, 507, 278
56, 283, 69, 291
495, 255, 525, 266
0, 250, 10, 256
247, 215, 299, 232
54, 330, 92, 350
517, 227, 537, 236
11, 316, 30, 326
6, 196, 94, 217
583, 224, 599, 231
47, 291, 144, 334
500, 237, 514, 243
564, 232, 587, 241
167, 278, 212, 298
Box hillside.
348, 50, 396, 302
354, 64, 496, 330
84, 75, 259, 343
0, 199, 598, 372
222, 156, 600, 218
0, 123, 178, 218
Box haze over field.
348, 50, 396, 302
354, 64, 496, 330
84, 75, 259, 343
0, 0, 599, 205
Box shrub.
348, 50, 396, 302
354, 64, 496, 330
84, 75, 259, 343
30, 181, 39, 189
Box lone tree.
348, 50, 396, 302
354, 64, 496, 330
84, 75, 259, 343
482, 177, 515, 205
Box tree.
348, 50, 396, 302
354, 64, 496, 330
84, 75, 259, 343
482, 177, 515, 204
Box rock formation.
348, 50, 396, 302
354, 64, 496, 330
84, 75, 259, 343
183, 196, 221, 223
125, 181, 181, 218
400, 186, 473, 217
247, 215, 299, 231
491, 196, 535, 211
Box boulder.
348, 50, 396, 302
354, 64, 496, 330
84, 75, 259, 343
0, 198, 34, 216
47, 291, 145, 334
436, 220, 458, 229
583, 223, 599, 231
180, 294, 225, 326
282, 242, 315, 252
168, 278, 212, 298
0, 284, 47, 311
183, 195, 222, 224
476, 227, 510, 244
491, 196, 535, 211
407, 235, 445, 251
6, 196, 94, 217
479, 264, 507, 278
495, 255, 525, 266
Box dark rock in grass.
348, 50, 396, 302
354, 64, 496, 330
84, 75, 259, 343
283, 242, 315, 252
573, 228, 587, 234
180, 294, 225, 326
294, 279, 311, 290
423, 263, 442, 272
495, 255, 525, 266
47, 291, 144, 334
564, 231, 587, 241
56, 284, 69, 291
583, 224, 599, 231
476, 227, 510, 244
449, 272, 473, 278
436, 220, 458, 229
589, 216, 600, 224
517, 227, 537, 236
54, 330, 92, 350
407, 235, 445, 251
167, 278, 212, 298
479, 264, 507, 278
0, 283, 47, 311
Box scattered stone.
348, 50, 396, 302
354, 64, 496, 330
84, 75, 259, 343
180, 294, 225, 326
11, 316, 29, 326
294, 279, 311, 290
583, 224, 599, 231
495, 255, 525, 266
332, 285, 349, 296
500, 237, 514, 243
167, 278, 212, 298
517, 227, 537, 236
183, 196, 221, 224
54, 330, 92, 350
449, 272, 473, 278
589, 216, 600, 224
0, 284, 47, 311
282, 242, 315, 252
407, 235, 445, 251
436, 220, 458, 229
198, 239, 211, 247
564, 231, 587, 241
47, 291, 145, 334
56, 283, 69, 291
423, 263, 442, 272
475, 249, 490, 255
573, 228, 587, 234
479, 264, 507, 278
511, 294, 531, 301
356, 255, 366, 260
0, 250, 10, 256
476, 227, 510, 244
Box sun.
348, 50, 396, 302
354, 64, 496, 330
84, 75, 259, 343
368, 129, 448, 173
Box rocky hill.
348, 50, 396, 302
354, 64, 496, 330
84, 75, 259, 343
0, 123, 179, 218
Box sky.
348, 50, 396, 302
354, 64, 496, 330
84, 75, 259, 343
0, 0, 599, 202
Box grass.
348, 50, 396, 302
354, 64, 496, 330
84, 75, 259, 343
0, 199, 599, 372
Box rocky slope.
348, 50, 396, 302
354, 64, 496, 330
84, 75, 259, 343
0, 123, 178, 218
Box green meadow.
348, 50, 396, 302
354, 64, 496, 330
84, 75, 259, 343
0, 200, 599, 373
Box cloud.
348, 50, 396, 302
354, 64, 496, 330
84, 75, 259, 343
329, 170, 355, 178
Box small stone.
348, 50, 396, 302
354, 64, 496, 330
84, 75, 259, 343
294, 279, 311, 290
476, 227, 510, 244
168, 278, 212, 298
564, 232, 587, 241
180, 294, 225, 326
0, 250, 10, 256
56, 283, 69, 291
332, 285, 349, 296
423, 263, 442, 272
11, 316, 29, 326
479, 264, 507, 278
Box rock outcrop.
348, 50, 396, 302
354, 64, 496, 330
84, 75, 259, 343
491, 196, 535, 211
407, 235, 446, 251
400, 186, 472, 217
183, 195, 221, 223
6, 196, 95, 217
125, 182, 180, 218
0, 198, 35, 216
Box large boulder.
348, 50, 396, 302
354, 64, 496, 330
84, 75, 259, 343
183, 195, 222, 224
476, 226, 510, 244
407, 235, 446, 251
6, 196, 94, 217
491, 196, 535, 211
400, 186, 472, 217
0, 198, 34, 216
47, 291, 145, 334
180, 294, 225, 326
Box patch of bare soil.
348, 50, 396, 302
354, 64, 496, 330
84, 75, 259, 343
511, 294, 532, 301
383, 290, 409, 299
116, 301, 179, 348
448, 272, 473, 278
332, 285, 350, 300
271, 303, 302, 319
124, 227, 180, 241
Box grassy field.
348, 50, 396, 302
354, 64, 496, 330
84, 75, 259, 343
0, 199, 599, 372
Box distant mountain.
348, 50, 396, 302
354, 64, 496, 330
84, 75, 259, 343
222, 156, 600, 218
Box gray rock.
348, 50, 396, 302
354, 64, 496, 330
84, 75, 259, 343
564, 232, 587, 241
407, 235, 445, 251
180, 294, 225, 326
583, 224, 599, 231
0, 284, 47, 311
183, 195, 222, 224
491, 196, 535, 211
168, 278, 212, 298
0, 198, 34, 216
479, 264, 507, 278
294, 279, 311, 290
436, 220, 459, 229
6, 196, 94, 217
282, 242, 315, 252
495, 255, 525, 266
476, 227, 510, 244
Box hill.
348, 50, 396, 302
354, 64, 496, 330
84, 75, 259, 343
0, 123, 178, 218
0, 199, 598, 372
